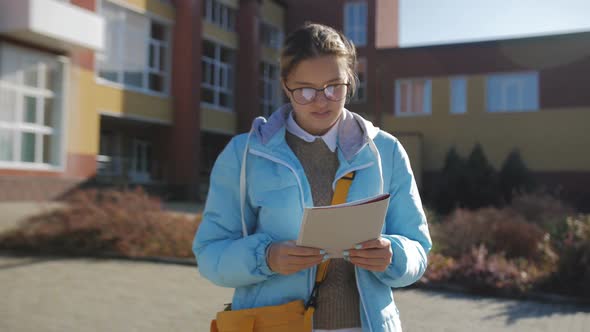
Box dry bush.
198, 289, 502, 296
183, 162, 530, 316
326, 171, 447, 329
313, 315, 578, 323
434, 208, 555, 264
0, 188, 201, 259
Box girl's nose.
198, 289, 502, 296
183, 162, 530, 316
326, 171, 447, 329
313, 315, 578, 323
314, 90, 329, 106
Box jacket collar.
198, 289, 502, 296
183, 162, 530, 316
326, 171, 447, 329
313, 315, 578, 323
250, 104, 380, 162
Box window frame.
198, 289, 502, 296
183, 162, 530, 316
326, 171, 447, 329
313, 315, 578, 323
394, 78, 432, 117
203, 0, 236, 32
96, 0, 173, 97
259, 61, 281, 117
343, 1, 368, 47
0, 43, 68, 171
260, 21, 284, 50
201, 39, 236, 112
450, 76, 467, 114
486, 71, 539, 113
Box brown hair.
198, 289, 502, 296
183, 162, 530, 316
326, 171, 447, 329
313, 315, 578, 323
280, 23, 358, 99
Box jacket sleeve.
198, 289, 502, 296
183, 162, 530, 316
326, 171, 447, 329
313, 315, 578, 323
193, 137, 277, 288
371, 140, 432, 288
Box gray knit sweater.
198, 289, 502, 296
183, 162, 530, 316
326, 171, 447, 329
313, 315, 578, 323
285, 131, 361, 330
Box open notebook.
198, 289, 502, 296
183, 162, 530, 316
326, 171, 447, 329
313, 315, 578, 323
296, 193, 390, 258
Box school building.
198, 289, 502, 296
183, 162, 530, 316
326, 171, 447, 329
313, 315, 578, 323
1, 0, 589, 209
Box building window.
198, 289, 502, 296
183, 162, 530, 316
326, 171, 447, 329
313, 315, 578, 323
203, 0, 236, 31
97, 1, 171, 94
351, 57, 367, 103
450, 76, 467, 114
395, 79, 432, 116
201, 40, 235, 111
0, 44, 65, 169
260, 22, 284, 49
344, 1, 368, 47
259, 62, 281, 117
130, 139, 152, 183
486, 72, 539, 112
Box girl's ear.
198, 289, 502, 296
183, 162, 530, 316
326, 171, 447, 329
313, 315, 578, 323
281, 79, 290, 100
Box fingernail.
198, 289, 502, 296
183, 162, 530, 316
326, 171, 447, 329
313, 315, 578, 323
319, 249, 326, 255
355, 244, 362, 250
322, 254, 330, 262
343, 250, 349, 256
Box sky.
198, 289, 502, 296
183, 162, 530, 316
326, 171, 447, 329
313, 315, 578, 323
398, 0, 590, 47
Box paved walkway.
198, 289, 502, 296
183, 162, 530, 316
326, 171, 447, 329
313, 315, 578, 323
1, 256, 589, 332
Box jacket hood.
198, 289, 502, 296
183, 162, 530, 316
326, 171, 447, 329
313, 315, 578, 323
249, 104, 380, 162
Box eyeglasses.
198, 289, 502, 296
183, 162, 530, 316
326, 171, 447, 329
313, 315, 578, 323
284, 83, 350, 105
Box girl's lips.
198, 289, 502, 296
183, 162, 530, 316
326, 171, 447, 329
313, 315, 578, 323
311, 110, 331, 118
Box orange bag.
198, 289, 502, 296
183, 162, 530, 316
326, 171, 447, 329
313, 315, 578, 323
210, 173, 355, 332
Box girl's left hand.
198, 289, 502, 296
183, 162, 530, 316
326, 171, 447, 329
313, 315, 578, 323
346, 237, 392, 272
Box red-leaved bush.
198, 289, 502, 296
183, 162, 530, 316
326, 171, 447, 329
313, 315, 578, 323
450, 245, 535, 293
0, 188, 201, 258
432, 207, 556, 264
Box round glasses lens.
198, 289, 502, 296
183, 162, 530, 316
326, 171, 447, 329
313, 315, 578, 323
297, 88, 316, 103
325, 84, 346, 101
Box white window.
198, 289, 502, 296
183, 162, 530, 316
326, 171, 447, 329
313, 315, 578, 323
344, 1, 368, 47
0, 44, 65, 169
201, 40, 235, 111
259, 62, 281, 117
486, 72, 539, 112
450, 76, 467, 114
351, 57, 367, 103
203, 0, 236, 31
395, 79, 432, 116
97, 1, 171, 94
260, 22, 284, 49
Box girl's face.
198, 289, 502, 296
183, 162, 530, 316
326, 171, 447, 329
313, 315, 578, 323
282, 55, 349, 136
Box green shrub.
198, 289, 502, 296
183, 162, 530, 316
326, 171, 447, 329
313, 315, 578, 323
498, 149, 536, 203
0, 188, 200, 258
463, 144, 501, 209
432, 144, 502, 214
432, 147, 468, 214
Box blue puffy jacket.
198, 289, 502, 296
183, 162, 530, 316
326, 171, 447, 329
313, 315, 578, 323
194, 105, 432, 332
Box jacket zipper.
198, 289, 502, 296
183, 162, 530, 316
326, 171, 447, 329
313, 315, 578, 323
248, 148, 315, 296
250, 149, 376, 331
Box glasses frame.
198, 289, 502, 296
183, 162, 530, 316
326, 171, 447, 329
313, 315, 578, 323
284, 82, 350, 105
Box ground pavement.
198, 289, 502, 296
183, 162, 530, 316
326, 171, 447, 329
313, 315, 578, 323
1, 256, 589, 332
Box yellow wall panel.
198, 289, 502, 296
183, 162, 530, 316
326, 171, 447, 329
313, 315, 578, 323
66, 67, 173, 155
261, 0, 285, 27
202, 21, 239, 49
119, 0, 175, 21
66, 67, 100, 154
261, 47, 280, 64
384, 106, 590, 172
217, 0, 239, 9
93, 83, 173, 123
201, 108, 237, 135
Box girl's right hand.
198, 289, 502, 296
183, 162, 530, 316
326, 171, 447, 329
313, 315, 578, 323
267, 240, 327, 275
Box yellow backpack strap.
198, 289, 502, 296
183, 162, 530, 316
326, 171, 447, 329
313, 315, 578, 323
331, 172, 355, 206
304, 172, 355, 329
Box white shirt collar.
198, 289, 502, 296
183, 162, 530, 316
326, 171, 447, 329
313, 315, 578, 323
286, 111, 339, 152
